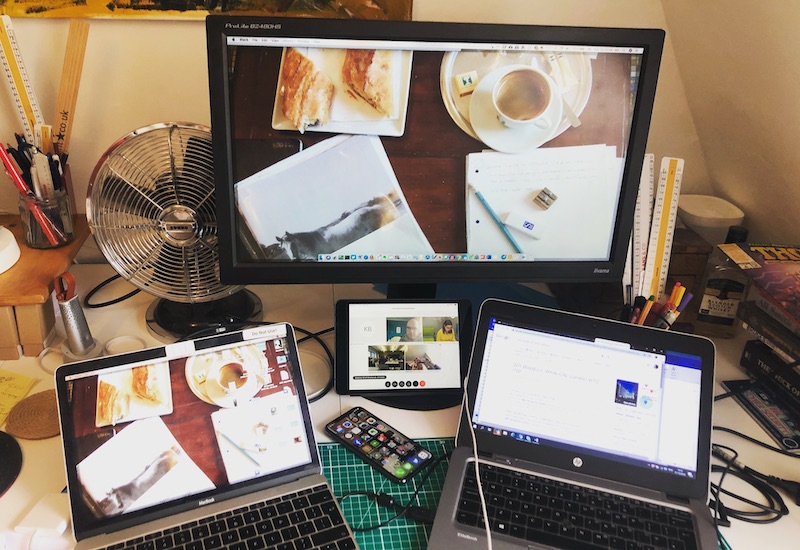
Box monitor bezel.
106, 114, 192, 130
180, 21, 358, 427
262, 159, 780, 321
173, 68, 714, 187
206, 15, 665, 286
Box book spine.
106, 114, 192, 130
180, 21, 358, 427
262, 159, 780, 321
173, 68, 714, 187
748, 284, 800, 339
737, 301, 800, 363
740, 339, 800, 414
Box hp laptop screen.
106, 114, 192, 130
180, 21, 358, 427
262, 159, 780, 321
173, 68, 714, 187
471, 316, 705, 481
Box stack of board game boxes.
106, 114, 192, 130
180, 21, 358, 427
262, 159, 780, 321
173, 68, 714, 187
721, 243, 800, 416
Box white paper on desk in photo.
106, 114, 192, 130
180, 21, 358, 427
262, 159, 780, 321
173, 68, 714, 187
76, 417, 214, 516
466, 145, 623, 259
212, 393, 312, 484
236, 134, 433, 256
304, 48, 405, 121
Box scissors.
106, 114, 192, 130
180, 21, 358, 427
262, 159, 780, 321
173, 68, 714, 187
54, 271, 76, 302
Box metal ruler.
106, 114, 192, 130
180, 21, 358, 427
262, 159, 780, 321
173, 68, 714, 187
642, 157, 683, 300
0, 15, 45, 144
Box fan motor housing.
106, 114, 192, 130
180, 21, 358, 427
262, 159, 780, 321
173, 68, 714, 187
160, 205, 201, 247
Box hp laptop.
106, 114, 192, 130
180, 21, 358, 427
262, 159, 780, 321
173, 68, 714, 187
55, 323, 357, 549
428, 299, 718, 550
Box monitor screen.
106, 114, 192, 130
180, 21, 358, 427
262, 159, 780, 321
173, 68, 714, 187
205, 16, 664, 289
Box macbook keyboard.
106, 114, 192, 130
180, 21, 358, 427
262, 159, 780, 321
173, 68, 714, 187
456, 463, 698, 550
103, 484, 355, 550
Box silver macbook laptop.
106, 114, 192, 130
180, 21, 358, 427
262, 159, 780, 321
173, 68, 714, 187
428, 299, 718, 550
55, 323, 357, 549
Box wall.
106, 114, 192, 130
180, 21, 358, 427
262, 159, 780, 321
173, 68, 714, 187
0, 1, 709, 244
661, 0, 798, 243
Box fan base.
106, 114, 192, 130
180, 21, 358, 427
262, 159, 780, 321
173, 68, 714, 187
145, 289, 263, 342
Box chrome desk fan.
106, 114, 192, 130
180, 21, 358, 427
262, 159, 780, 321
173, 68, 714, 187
86, 122, 261, 341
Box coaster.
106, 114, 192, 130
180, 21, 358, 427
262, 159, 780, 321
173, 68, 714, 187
5, 389, 60, 440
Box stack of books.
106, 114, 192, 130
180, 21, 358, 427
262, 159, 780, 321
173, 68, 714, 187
721, 243, 800, 414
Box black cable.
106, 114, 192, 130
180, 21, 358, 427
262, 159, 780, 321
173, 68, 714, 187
710, 443, 737, 546
78, 277, 337, 403
714, 380, 757, 402
711, 444, 790, 530
338, 450, 452, 532
713, 426, 800, 459
83, 272, 140, 308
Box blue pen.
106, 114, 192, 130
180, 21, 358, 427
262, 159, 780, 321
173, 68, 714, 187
470, 184, 524, 254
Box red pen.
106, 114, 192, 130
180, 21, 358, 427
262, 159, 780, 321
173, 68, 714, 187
0, 145, 64, 245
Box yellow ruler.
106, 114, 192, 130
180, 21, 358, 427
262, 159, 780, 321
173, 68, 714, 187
642, 157, 684, 300
0, 15, 45, 144
632, 153, 655, 298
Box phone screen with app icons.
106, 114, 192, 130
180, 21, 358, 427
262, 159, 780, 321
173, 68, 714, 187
325, 407, 433, 483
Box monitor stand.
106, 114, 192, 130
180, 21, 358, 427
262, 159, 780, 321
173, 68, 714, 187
362, 390, 463, 411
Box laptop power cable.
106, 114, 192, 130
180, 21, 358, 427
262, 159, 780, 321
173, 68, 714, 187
710, 444, 790, 524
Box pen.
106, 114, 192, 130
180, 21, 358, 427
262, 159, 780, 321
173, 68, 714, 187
637, 295, 655, 326
470, 184, 524, 254
216, 430, 261, 467
677, 292, 693, 312
667, 282, 681, 308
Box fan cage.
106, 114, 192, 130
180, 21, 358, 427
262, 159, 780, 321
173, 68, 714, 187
87, 122, 243, 304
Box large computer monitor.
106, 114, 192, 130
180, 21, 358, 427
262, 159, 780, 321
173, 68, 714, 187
205, 15, 664, 297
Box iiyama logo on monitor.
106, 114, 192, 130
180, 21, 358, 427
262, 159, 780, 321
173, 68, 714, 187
594, 268, 611, 274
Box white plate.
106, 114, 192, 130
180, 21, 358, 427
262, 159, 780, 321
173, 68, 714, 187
469, 65, 563, 154
440, 50, 592, 142
184, 344, 267, 407
95, 363, 173, 427
272, 47, 413, 137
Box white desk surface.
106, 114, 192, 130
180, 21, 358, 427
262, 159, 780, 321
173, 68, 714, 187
0, 263, 798, 549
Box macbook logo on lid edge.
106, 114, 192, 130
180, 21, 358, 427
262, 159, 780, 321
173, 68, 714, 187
199, 497, 216, 506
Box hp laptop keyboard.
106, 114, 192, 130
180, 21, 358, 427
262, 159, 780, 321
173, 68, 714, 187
456, 463, 698, 550
103, 484, 355, 550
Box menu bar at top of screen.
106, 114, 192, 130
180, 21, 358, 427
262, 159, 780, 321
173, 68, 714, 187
226, 35, 644, 56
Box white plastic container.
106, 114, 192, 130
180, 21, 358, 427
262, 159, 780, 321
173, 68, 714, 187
677, 194, 745, 245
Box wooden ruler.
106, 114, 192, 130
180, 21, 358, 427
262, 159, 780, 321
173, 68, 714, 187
52, 19, 89, 156
0, 15, 45, 144
642, 157, 684, 300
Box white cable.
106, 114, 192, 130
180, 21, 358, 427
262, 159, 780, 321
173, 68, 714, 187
462, 374, 493, 550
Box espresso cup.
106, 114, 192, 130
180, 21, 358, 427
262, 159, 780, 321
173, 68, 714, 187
213, 361, 249, 394
491, 67, 556, 130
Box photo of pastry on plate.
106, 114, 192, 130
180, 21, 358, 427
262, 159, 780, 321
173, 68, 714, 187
274, 47, 412, 137
95, 363, 173, 427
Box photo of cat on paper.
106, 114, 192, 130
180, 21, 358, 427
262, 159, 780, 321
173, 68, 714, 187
235, 134, 433, 261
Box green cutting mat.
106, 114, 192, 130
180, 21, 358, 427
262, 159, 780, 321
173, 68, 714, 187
319, 437, 455, 550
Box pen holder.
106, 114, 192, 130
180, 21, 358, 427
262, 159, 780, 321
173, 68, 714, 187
17, 190, 74, 249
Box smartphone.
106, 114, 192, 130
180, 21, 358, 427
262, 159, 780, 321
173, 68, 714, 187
325, 407, 434, 484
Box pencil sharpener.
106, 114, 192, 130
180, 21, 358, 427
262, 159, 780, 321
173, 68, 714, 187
533, 187, 558, 210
